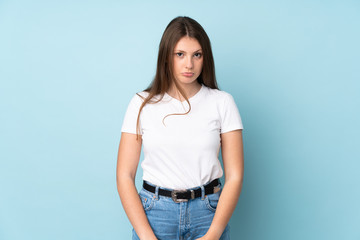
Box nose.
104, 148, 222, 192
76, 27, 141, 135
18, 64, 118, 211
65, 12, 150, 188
185, 56, 193, 70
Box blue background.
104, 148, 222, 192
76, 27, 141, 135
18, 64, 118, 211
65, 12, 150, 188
1, 0, 359, 239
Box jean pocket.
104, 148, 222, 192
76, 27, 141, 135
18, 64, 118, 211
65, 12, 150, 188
139, 189, 155, 211
204, 186, 222, 212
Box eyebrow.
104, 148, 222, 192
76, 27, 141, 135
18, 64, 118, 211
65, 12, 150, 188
174, 48, 202, 53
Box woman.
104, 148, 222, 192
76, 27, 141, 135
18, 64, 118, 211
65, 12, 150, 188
117, 16, 244, 240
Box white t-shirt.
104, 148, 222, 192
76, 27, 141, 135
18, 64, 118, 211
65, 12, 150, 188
121, 84, 243, 189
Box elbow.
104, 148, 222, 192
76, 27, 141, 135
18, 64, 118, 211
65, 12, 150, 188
116, 171, 136, 190
224, 173, 244, 185
116, 172, 135, 184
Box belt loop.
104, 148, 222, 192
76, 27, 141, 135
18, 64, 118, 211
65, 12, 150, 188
201, 185, 205, 200
155, 186, 160, 200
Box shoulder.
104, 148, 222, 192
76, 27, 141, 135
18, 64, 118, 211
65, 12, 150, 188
128, 90, 150, 103
124, 91, 149, 111
202, 85, 235, 102
128, 90, 165, 107
135, 90, 150, 100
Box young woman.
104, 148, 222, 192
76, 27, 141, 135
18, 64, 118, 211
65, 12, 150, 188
117, 16, 244, 240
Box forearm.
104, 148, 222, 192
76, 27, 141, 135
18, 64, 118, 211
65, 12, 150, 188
206, 177, 243, 239
117, 176, 157, 240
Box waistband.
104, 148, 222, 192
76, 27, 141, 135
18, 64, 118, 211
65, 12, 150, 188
142, 178, 221, 203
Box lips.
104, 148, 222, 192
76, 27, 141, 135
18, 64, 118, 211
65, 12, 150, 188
182, 72, 194, 77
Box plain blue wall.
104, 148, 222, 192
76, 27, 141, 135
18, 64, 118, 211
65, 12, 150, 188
0, 0, 359, 239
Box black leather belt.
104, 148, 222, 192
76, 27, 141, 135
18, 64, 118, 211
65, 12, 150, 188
143, 178, 220, 203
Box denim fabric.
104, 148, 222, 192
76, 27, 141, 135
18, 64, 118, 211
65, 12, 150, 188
132, 180, 230, 240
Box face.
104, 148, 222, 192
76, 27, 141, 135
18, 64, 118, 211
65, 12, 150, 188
172, 36, 203, 88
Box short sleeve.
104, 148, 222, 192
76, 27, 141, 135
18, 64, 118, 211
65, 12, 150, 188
121, 93, 144, 135
220, 93, 244, 133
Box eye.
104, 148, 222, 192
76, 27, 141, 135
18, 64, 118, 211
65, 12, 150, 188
194, 52, 202, 58
175, 52, 184, 57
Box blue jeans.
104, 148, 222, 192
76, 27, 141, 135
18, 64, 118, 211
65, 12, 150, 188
132, 180, 230, 240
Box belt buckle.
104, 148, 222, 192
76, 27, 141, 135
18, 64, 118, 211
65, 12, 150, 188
171, 189, 188, 203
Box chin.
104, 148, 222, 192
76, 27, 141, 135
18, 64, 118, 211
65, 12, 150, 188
177, 77, 199, 85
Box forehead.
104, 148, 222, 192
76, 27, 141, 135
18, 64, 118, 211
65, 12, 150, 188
174, 36, 202, 51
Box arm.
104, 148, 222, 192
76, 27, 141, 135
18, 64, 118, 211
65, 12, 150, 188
116, 132, 157, 240
201, 129, 244, 240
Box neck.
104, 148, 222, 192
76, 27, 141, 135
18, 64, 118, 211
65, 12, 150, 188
167, 81, 202, 102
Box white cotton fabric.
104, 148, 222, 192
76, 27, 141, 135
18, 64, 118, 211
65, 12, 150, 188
121, 84, 243, 189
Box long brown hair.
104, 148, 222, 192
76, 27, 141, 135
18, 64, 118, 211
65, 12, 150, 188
135, 16, 218, 139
